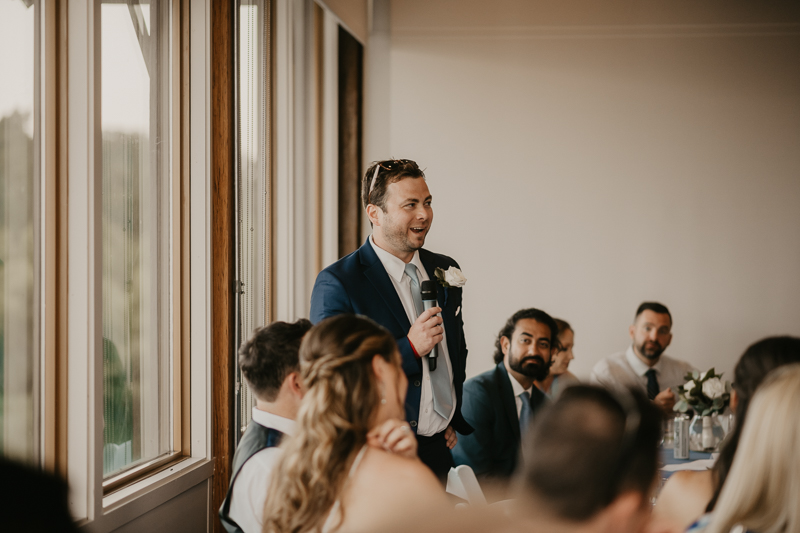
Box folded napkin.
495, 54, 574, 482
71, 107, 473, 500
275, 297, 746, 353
660, 459, 715, 472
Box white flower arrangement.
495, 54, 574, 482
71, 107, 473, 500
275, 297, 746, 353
434, 266, 467, 288
674, 368, 731, 416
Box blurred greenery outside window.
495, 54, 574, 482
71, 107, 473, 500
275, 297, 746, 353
101, 0, 173, 478
0, 0, 39, 465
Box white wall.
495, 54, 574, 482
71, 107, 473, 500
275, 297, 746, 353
384, 1, 800, 381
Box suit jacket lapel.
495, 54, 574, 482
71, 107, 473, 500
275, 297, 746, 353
420, 250, 448, 308
496, 363, 521, 441
419, 249, 456, 356
359, 241, 412, 331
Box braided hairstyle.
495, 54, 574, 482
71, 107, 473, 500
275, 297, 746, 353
262, 314, 400, 533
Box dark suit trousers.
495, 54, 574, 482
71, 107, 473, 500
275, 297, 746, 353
416, 430, 454, 486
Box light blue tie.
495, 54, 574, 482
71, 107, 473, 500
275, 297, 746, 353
405, 263, 453, 419
405, 263, 425, 318
519, 390, 532, 437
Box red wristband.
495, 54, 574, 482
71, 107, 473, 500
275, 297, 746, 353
408, 338, 421, 359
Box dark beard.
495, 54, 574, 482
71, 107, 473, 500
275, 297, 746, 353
636, 340, 665, 360
510, 355, 551, 382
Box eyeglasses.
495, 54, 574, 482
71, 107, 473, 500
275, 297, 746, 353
368, 159, 417, 196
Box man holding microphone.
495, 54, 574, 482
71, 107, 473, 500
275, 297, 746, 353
310, 159, 472, 483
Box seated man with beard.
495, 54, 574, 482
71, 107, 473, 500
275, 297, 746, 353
590, 302, 695, 417
452, 308, 558, 488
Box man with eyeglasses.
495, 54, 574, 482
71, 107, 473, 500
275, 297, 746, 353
452, 308, 556, 490
310, 159, 473, 484
590, 302, 696, 416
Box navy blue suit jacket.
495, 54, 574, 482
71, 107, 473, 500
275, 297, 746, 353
309, 238, 473, 435
452, 363, 546, 481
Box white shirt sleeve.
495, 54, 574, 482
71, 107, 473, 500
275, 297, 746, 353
227, 447, 283, 533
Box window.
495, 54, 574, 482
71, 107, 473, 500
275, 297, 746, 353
0, 0, 214, 528
100, 0, 174, 479
0, 0, 40, 465
236, 0, 271, 440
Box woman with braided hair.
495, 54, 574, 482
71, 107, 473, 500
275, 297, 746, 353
262, 314, 445, 533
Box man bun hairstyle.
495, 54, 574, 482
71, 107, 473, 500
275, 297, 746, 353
361, 159, 425, 213
635, 301, 672, 326
238, 319, 313, 402
519, 385, 661, 521
493, 308, 560, 364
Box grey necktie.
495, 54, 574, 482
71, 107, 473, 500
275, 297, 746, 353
519, 390, 532, 437
405, 263, 453, 419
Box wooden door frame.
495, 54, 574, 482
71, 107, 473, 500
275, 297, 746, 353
210, 0, 236, 529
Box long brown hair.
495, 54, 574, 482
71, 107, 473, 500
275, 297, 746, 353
262, 314, 399, 533
705, 364, 800, 533
706, 336, 800, 511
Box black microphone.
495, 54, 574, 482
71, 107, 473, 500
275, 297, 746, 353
420, 280, 439, 371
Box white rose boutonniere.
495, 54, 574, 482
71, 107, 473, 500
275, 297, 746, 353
702, 377, 726, 400
434, 266, 467, 288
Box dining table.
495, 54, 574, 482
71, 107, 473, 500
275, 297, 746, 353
659, 447, 714, 480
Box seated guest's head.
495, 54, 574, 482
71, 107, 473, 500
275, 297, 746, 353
629, 302, 673, 362
262, 314, 408, 532
517, 385, 662, 533
551, 318, 575, 376
707, 335, 800, 511
0, 457, 78, 532
494, 308, 559, 384
704, 364, 800, 533
238, 319, 312, 417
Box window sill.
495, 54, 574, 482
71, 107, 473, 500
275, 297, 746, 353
84, 457, 215, 531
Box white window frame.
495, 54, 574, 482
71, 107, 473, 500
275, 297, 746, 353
65, 0, 213, 528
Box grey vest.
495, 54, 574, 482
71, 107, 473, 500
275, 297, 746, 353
218, 423, 284, 533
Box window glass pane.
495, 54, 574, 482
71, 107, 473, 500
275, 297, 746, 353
236, 0, 270, 439
101, 0, 172, 478
0, 0, 39, 464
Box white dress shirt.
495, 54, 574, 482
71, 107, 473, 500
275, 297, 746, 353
504, 361, 535, 419
589, 346, 696, 394
229, 408, 296, 533
369, 236, 456, 436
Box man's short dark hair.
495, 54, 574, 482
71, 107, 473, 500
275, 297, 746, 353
361, 159, 426, 213
493, 308, 560, 364
239, 319, 313, 401
519, 386, 661, 521
635, 301, 672, 326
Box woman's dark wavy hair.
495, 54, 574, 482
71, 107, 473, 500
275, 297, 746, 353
706, 336, 800, 511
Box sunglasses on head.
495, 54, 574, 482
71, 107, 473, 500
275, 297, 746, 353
368, 159, 417, 195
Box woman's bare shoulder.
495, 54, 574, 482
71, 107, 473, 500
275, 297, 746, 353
361, 448, 440, 488
347, 447, 444, 506
653, 470, 714, 531
665, 470, 714, 496
341, 448, 447, 531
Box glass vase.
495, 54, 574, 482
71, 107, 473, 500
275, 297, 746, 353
689, 414, 725, 452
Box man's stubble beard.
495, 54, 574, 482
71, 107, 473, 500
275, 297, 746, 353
636, 340, 665, 360
382, 212, 425, 254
